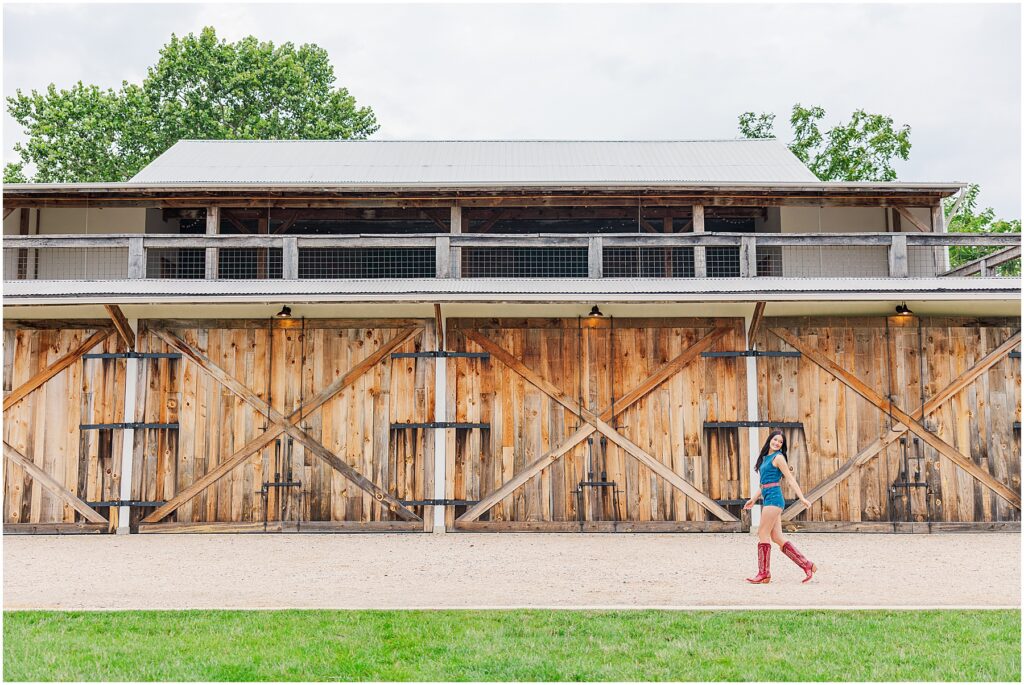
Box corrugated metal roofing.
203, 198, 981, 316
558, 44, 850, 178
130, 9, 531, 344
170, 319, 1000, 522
129, 139, 821, 185
6, 277, 1017, 304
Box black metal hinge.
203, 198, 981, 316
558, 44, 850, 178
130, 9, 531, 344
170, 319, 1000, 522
399, 499, 479, 507
391, 351, 490, 359
702, 351, 801, 358
80, 422, 179, 430
391, 422, 490, 430
704, 421, 804, 429
82, 352, 182, 360
85, 500, 165, 507
1010, 350, 1021, 359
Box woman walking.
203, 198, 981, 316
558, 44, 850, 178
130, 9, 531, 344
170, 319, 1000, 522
743, 431, 817, 583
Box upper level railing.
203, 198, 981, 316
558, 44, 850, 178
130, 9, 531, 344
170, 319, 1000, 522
2, 232, 1020, 281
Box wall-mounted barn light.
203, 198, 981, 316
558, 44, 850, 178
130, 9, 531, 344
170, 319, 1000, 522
895, 302, 913, 316
275, 305, 292, 318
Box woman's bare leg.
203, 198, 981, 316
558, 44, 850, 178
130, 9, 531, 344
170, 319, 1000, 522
770, 514, 789, 549
758, 505, 782, 543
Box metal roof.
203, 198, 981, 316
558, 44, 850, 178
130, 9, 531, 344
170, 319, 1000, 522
129, 139, 822, 185
5, 277, 1018, 305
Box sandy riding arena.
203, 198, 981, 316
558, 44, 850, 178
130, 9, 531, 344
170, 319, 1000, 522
3, 532, 1019, 610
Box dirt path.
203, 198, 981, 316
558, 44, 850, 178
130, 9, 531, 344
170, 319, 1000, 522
3, 532, 1019, 610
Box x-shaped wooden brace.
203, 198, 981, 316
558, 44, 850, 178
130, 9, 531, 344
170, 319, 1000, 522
3, 328, 115, 524
142, 327, 423, 524
771, 328, 1021, 519
458, 327, 737, 523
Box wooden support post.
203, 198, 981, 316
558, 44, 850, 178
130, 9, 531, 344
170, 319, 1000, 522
588, 236, 603, 278
205, 207, 219, 280
117, 318, 140, 533
450, 205, 462, 278
740, 236, 757, 277
128, 237, 145, 279
282, 236, 299, 279
693, 204, 707, 278
434, 313, 448, 532
103, 305, 135, 351
744, 307, 761, 531
663, 216, 674, 277
17, 208, 30, 279
932, 203, 950, 271
888, 235, 909, 278
435, 236, 451, 278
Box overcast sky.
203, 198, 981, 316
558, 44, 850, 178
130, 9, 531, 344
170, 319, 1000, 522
3, 2, 1021, 217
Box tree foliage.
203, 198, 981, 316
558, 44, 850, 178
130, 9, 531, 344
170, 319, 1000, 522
738, 104, 911, 181
6, 27, 379, 183
945, 184, 1021, 276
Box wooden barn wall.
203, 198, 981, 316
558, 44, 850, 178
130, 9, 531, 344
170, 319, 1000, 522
447, 318, 748, 530
133, 320, 434, 530
3, 325, 125, 528
755, 316, 1020, 526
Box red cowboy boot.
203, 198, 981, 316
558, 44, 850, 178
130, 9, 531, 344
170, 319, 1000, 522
746, 542, 771, 584
782, 541, 817, 583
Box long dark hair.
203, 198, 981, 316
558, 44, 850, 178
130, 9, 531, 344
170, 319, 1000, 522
755, 430, 788, 471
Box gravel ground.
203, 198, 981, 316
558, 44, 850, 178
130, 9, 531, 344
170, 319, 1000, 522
3, 532, 1019, 610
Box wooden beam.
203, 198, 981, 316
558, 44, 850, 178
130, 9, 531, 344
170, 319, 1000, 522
103, 305, 135, 351
4, 442, 108, 523
894, 207, 930, 233
747, 302, 766, 346
3, 208, 13, 220
434, 304, 444, 351
693, 204, 706, 277
423, 209, 449, 232
220, 209, 253, 234
639, 217, 659, 233
272, 211, 300, 234
770, 327, 1021, 510
142, 327, 422, 524
474, 209, 508, 234
458, 327, 736, 522
782, 330, 1021, 519
3, 329, 113, 411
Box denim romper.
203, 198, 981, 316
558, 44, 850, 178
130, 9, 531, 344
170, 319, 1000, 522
759, 451, 786, 508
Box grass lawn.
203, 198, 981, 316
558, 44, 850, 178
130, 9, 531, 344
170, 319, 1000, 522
3, 609, 1020, 681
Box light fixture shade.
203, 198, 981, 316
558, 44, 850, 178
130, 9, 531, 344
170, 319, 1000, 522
895, 303, 913, 315
276, 305, 292, 318
588, 305, 604, 317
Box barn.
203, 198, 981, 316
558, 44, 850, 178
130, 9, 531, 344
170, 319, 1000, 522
2, 139, 1020, 535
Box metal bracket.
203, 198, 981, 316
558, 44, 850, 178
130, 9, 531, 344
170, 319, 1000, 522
399, 499, 478, 507
80, 422, 179, 430
704, 421, 803, 429
85, 500, 165, 507
702, 351, 801, 358
83, 352, 182, 360
391, 422, 490, 430
1010, 350, 1021, 359
392, 351, 490, 359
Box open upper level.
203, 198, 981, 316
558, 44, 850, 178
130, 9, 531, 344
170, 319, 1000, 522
3, 140, 1020, 303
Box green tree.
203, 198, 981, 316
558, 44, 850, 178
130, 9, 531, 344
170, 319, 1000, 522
6, 27, 379, 183
738, 104, 911, 181
945, 184, 1021, 276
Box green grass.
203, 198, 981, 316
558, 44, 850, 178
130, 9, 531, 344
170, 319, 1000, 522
3, 609, 1019, 681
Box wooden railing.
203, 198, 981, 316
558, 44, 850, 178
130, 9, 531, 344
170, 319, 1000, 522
2, 232, 1019, 281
